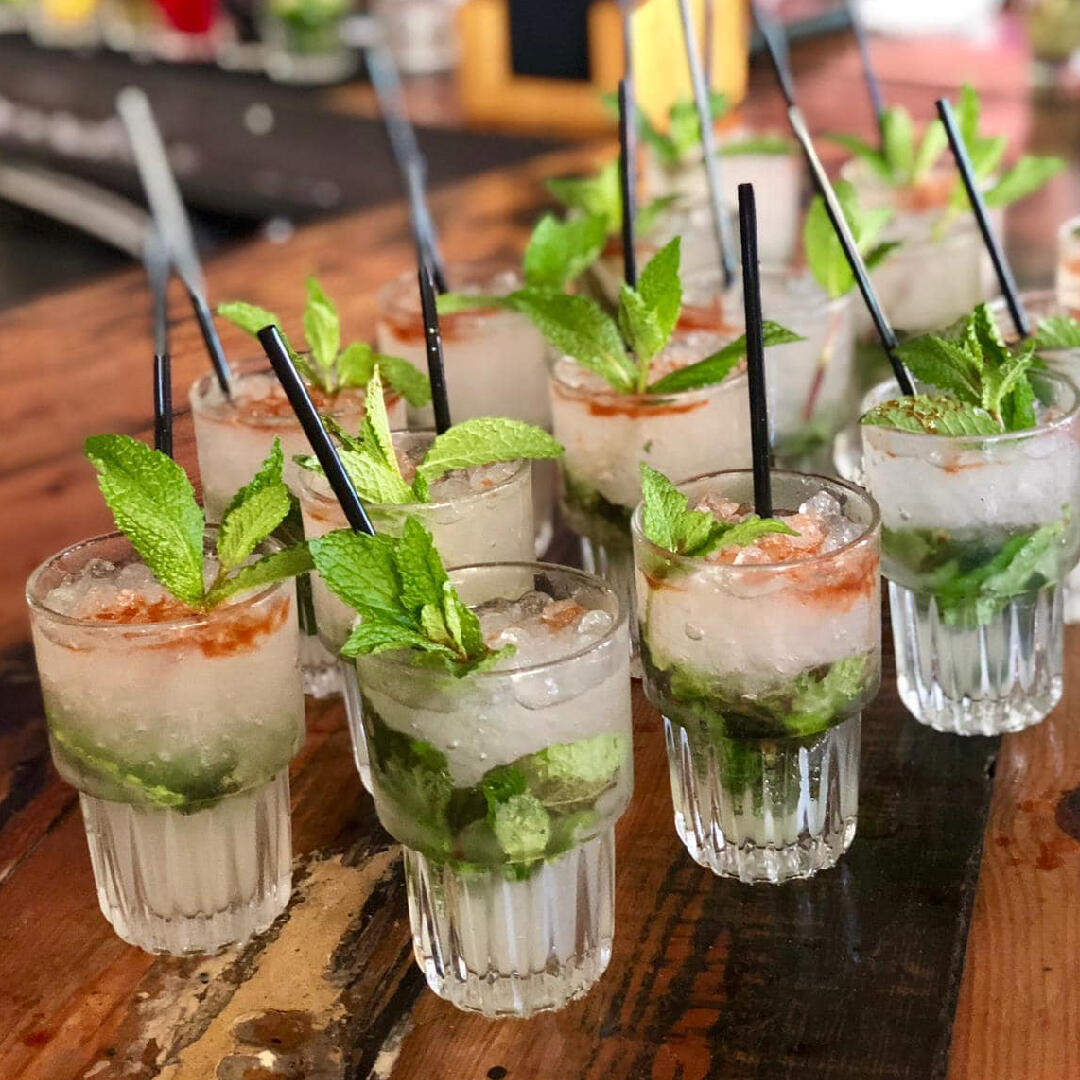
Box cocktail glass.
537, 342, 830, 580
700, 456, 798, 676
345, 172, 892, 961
681, 266, 857, 472
549, 331, 756, 617
862, 369, 1080, 734
190, 357, 407, 697
375, 261, 555, 554
260, 0, 357, 84
298, 432, 535, 788
841, 160, 991, 335
633, 471, 880, 883
353, 563, 632, 1016
26, 530, 304, 954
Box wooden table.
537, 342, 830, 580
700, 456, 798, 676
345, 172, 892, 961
2, 24, 1080, 1080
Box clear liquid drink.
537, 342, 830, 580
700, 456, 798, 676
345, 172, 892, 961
841, 160, 992, 335
353, 564, 632, 1017
862, 370, 1080, 734
681, 266, 857, 472
298, 432, 535, 787
375, 263, 555, 553
549, 331, 757, 614
633, 472, 880, 883
190, 358, 407, 696
26, 531, 304, 954
1055, 215, 1080, 315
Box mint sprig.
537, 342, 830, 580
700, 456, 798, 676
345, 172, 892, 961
310, 517, 508, 675
296, 366, 562, 504
545, 160, 676, 240
85, 435, 313, 610
640, 464, 797, 559
218, 278, 430, 405
802, 179, 899, 299
1033, 314, 1080, 351
862, 303, 1039, 435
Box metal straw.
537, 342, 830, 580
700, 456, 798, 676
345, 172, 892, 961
676, 0, 736, 289
844, 0, 886, 143
116, 87, 233, 397
936, 97, 1030, 340
752, 2, 914, 396
258, 326, 374, 536
738, 184, 772, 518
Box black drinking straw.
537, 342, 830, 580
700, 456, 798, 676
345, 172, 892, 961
752, 2, 914, 397
845, 0, 886, 144
676, 0, 736, 289
936, 97, 1030, 340
738, 185, 772, 519
144, 229, 172, 457
418, 258, 452, 435
258, 325, 374, 537
116, 87, 233, 397
617, 77, 638, 289
367, 44, 448, 294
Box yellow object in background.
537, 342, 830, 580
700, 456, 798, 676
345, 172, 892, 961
458, 0, 749, 137
39, 0, 98, 22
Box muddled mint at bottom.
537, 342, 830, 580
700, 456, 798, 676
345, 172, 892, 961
363, 699, 629, 880
882, 515, 1070, 628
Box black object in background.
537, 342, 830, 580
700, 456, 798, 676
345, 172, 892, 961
509, 0, 593, 80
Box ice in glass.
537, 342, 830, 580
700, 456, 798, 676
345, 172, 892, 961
633, 471, 880, 883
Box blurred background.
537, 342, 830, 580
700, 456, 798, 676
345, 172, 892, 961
0, 0, 1077, 309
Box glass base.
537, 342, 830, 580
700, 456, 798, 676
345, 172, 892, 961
664, 714, 860, 884
301, 633, 342, 698
404, 829, 616, 1018
80, 772, 292, 955
890, 581, 1063, 736
340, 660, 373, 793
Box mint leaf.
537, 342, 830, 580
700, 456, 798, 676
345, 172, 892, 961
217, 484, 291, 572
861, 395, 1002, 435
337, 342, 431, 406
436, 292, 512, 315
204, 544, 314, 607
310, 529, 409, 625
957, 83, 980, 145
217, 300, 282, 339
896, 335, 982, 404
1034, 315, 1080, 351
341, 619, 455, 659
911, 119, 948, 184
358, 366, 400, 477
1001, 374, 1037, 432
646, 322, 803, 394
718, 135, 796, 156
85, 434, 205, 607
546, 161, 621, 233
984, 155, 1065, 209
416, 418, 563, 485
303, 277, 340, 372
639, 464, 796, 559
522, 213, 607, 291
395, 516, 449, 615
492, 793, 551, 861
637, 237, 682, 348
881, 105, 915, 184
618, 284, 666, 364
336, 450, 415, 505
981, 340, 1035, 424
508, 290, 635, 392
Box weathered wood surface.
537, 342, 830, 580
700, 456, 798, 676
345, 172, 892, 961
2, 23, 1080, 1078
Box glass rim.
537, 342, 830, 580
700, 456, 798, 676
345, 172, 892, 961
860, 368, 1080, 448
188, 355, 372, 426
296, 429, 531, 513
26, 529, 288, 631
353, 561, 628, 680
377, 258, 523, 327
630, 468, 881, 574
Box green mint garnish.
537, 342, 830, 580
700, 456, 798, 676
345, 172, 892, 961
521, 212, 608, 292
217, 277, 431, 405
1033, 314, 1080, 351
295, 366, 562, 505
310, 516, 508, 676
85, 434, 313, 611
640, 464, 797, 558
827, 107, 947, 188
545, 159, 677, 240
861, 303, 1038, 434
802, 179, 899, 299
442, 237, 802, 396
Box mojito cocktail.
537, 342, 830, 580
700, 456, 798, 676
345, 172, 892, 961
633, 470, 880, 883
863, 367, 1080, 735
27, 531, 304, 954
